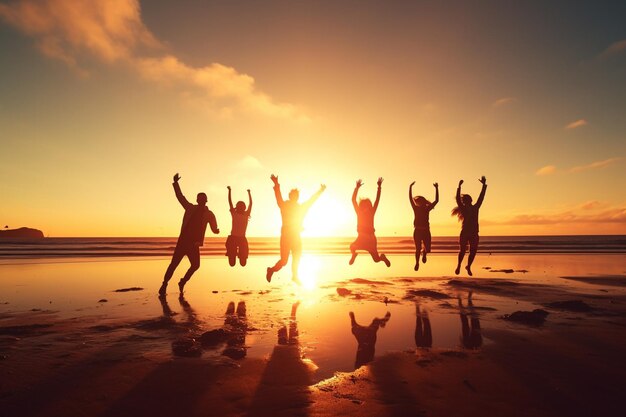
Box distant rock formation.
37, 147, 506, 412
0, 227, 45, 238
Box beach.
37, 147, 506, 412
1, 246, 625, 417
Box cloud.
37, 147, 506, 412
579, 200, 608, 211
598, 39, 626, 60
492, 97, 516, 108
0, 0, 305, 120
535, 165, 557, 176
564, 119, 588, 130
569, 157, 621, 173
484, 206, 626, 226
235, 155, 264, 171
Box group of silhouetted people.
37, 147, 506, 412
158, 173, 488, 295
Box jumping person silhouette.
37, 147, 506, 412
349, 178, 390, 267
159, 173, 219, 295
409, 181, 438, 271
266, 174, 326, 284
452, 176, 487, 276
226, 186, 252, 267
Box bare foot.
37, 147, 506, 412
292, 276, 302, 285
266, 267, 273, 283
414, 262, 419, 271
178, 279, 185, 295
455, 266, 461, 275
465, 265, 473, 276
381, 254, 391, 267
422, 253, 427, 263
349, 253, 357, 265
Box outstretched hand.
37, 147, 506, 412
433, 182, 439, 188
377, 177, 384, 187
458, 179, 464, 187
270, 174, 279, 185
247, 189, 251, 194
356, 179, 363, 188
173, 173, 181, 183
320, 184, 327, 192
410, 181, 415, 187
479, 176, 487, 185
227, 185, 231, 191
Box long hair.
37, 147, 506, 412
451, 194, 472, 220
358, 198, 374, 215
414, 196, 431, 208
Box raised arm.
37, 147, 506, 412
373, 177, 383, 212
456, 180, 463, 206
246, 189, 253, 215
303, 184, 326, 212
270, 174, 284, 207
173, 173, 192, 209
409, 181, 416, 208
227, 186, 234, 211
352, 180, 362, 212
476, 176, 487, 208
431, 182, 439, 209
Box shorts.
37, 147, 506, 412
460, 231, 479, 251
226, 235, 249, 259
413, 228, 432, 253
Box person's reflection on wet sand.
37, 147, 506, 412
458, 291, 482, 349
415, 302, 432, 349
246, 301, 311, 417
349, 310, 391, 369
222, 301, 248, 359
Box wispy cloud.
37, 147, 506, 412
0, 0, 305, 120
569, 157, 621, 173
484, 206, 626, 226
598, 39, 626, 60
535, 165, 557, 176
565, 119, 588, 130
491, 97, 516, 108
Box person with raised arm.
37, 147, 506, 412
452, 176, 487, 276
349, 177, 391, 267
226, 186, 252, 267
266, 174, 326, 284
159, 173, 219, 296
409, 181, 439, 271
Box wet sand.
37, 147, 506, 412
1, 254, 625, 417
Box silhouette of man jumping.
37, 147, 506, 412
266, 174, 325, 284
159, 173, 219, 295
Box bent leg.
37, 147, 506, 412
455, 235, 467, 275
413, 230, 421, 271
466, 235, 479, 276
179, 247, 200, 292
160, 246, 185, 294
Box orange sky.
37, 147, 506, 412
0, 0, 625, 237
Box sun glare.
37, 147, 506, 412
297, 254, 321, 290
303, 195, 352, 237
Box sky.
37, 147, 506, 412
0, 0, 625, 237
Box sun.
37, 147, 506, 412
297, 254, 322, 290
302, 194, 353, 237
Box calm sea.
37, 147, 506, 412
0, 236, 624, 258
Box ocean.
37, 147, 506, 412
0, 236, 624, 258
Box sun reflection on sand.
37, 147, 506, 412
297, 254, 322, 290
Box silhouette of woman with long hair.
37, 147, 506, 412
409, 181, 439, 271
349, 310, 391, 368
226, 186, 252, 267
452, 176, 487, 276
349, 178, 391, 267
159, 173, 219, 296
266, 174, 326, 284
